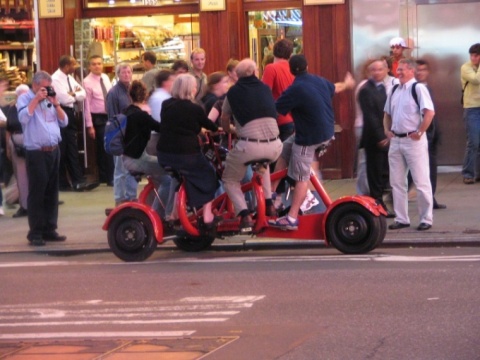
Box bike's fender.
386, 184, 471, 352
102, 202, 165, 244
322, 195, 387, 227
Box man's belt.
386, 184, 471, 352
238, 136, 279, 143
392, 131, 416, 138
39, 145, 58, 152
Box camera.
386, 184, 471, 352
45, 86, 56, 97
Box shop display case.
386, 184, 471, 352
74, 17, 198, 80
112, 25, 186, 70
0, 17, 34, 89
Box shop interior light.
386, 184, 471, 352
130, 0, 135, 3
108, 0, 115, 4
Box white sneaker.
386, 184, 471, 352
300, 189, 320, 213
0, 206, 4, 216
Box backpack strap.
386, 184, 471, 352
391, 83, 420, 109
411, 82, 420, 109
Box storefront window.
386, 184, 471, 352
74, 15, 199, 79
247, 9, 302, 76
85, 0, 198, 9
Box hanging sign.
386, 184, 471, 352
39, 0, 64, 18
200, 0, 225, 11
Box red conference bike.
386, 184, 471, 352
103, 136, 387, 262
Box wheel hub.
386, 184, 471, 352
117, 221, 146, 250
337, 214, 368, 242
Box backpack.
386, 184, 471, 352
391, 82, 436, 139
104, 114, 127, 156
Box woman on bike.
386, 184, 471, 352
157, 74, 220, 234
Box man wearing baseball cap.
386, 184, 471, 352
389, 37, 409, 77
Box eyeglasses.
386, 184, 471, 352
390, 45, 403, 49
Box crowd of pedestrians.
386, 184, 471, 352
0, 38, 478, 245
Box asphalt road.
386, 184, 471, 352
1, 247, 479, 359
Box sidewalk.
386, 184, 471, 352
1, 167, 480, 255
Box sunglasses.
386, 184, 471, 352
391, 45, 404, 49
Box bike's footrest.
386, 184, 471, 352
217, 218, 242, 233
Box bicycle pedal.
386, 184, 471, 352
239, 226, 253, 234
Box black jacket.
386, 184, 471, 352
359, 79, 387, 150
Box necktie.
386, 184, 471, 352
67, 76, 77, 113
100, 77, 108, 113
67, 76, 73, 93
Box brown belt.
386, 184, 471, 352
238, 136, 279, 143
39, 145, 58, 152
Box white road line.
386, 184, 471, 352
2, 255, 480, 268
0, 303, 253, 312
181, 296, 265, 303
0, 318, 229, 327
0, 296, 265, 330
0, 311, 239, 320
0, 331, 195, 340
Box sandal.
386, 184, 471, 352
463, 178, 474, 184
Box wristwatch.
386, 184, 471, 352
417, 131, 424, 137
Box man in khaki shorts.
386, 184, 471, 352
269, 55, 355, 230
221, 58, 282, 232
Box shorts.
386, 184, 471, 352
281, 136, 331, 182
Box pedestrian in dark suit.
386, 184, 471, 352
359, 60, 394, 216
415, 59, 446, 210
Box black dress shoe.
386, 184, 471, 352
417, 222, 432, 231
42, 232, 67, 241
29, 237, 46, 246
239, 215, 254, 233
59, 186, 74, 192
13, 207, 28, 218
74, 182, 100, 192
386, 211, 396, 219
433, 203, 447, 210
388, 222, 410, 230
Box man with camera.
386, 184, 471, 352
17, 71, 68, 246
52, 55, 98, 192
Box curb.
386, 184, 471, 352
2, 236, 480, 256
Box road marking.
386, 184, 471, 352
1, 255, 480, 269
0, 331, 195, 340
0, 318, 229, 327
0, 296, 265, 332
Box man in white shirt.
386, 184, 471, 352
52, 55, 98, 192
141, 51, 159, 93
384, 58, 435, 231
83, 55, 114, 186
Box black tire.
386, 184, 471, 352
326, 203, 386, 254
108, 208, 157, 262
173, 235, 215, 252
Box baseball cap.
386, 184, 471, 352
289, 55, 308, 76
389, 37, 409, 49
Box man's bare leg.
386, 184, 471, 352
271, 156, 288, 193
288, 180, 308, 220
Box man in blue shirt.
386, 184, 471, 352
269, 55, 355, 230
17, 71, 68, 246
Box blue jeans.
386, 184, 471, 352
113, 155, 138, 203
122, 152, 172, 219
462, 107, 480, 179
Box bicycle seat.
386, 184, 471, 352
244, 158, 271, 173
129, 171, 145, 182
162, 166, 182, 180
